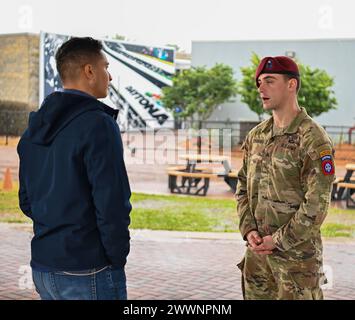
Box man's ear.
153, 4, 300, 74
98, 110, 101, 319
288, 78, 298, 92
83, 64, 95, 80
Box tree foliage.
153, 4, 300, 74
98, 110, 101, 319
162, 64, 238, 121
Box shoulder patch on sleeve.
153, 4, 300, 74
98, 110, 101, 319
320, 149, 332, 158
307, 144, 335, 175
321, 157, 335, 175
320, 150, 335, 175
319, 149, 334, 176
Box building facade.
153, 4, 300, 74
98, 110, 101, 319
0, 33, 39, 110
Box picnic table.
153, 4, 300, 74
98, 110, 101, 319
167, 154, 238, 196
332, 163, 355, 208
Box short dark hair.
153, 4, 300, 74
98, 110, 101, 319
55, 37, 103, 82
283, 74, 301, 93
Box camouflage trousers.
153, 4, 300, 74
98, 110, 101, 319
237, 248, 324, 300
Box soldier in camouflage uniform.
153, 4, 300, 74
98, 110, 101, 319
236, 56, 335, 300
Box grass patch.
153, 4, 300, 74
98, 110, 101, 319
321, 223, 355, 238
0, 136, 20, 147
1, 182, 355, 237
0, 182, 31, 223
130, 193, 237, 232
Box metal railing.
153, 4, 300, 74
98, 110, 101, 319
322, 125, 355, 145
1, 109, 354, 147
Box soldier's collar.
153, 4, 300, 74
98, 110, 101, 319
266, 107, 308, 137
285, 107, 308, 134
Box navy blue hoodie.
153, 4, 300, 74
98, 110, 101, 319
17, 91, 131, 271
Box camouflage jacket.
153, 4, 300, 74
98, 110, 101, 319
236, 107, 335, 255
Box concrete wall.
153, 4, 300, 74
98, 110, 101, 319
192, 39, 355, 126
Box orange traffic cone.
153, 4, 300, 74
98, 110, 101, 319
3, 168, 13, 191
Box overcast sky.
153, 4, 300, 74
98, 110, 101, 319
1, 0, 355, 52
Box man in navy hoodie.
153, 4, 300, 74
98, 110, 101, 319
17, 37, 132, 300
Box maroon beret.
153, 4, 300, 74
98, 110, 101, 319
255, 56, 300, 87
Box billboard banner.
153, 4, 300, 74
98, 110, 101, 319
39, 32, 175, 130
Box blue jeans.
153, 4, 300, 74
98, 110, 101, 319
32, 266, 127, 300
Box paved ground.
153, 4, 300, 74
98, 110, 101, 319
0, 223, 354, 300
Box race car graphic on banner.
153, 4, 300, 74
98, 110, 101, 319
39, 32, 175, 130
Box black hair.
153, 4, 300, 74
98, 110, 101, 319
55, 37, 103, 82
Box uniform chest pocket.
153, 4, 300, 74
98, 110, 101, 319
271, 140, 301, 177
248, 144, 264, 180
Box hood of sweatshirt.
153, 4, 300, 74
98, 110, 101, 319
26, 91, 118, 145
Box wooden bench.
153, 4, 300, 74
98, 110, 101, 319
332, 177, 355, 200
333, 177, 355, 183
167, 167, 214, 196
223, 170, 238, 192
337, 182, 355, 208
345, 164, 355, 171
334, 164, 355, 200
167, 166, 213, 173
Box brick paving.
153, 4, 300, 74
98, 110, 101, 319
0, 223, 354, 300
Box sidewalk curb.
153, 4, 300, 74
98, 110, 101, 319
2, 223, 354, 244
